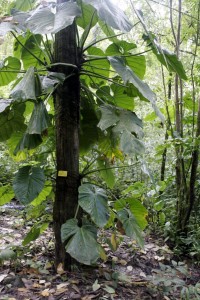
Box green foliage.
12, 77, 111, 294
143, 34, 188, 80
10, 67, 37, 101
0, 56, 21, 86
117, 209, 144, 248
83, 0, 133, 32
97, 157, 115, 188
78, 184, 109, 228
13, 165, 45, 204
61, 219, 100, 265
0, 185, 15, 206
0, 0, 190, 267
0, 103, 26, 142
25, 2, 81, 34
114, 197, 148, 230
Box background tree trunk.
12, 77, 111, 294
53, 4, 80, 269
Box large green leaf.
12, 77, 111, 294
78, 184, 109, 227
14, 133, 42, 154
41, 72, 65, 94
98, 129, 122, 159
96, 85, 134, 111
97, 157, 115, 188
143, 34, 187, 80
13, 33, 48, 68
61, 218, 100, 265
97, 105, 119, 131
113, 110, 143, 138
27, 101, 50, 134
21, 34, 49, 69
125, 56, 146, 79
120, 130, 145, 155
10, 67, 36, 101
13, 166, 45, 204
77, 0, 98, 29
105, 41, 137, 56
98, 105, 144, 155
0, 103, 26, 142
83, 47, 110, 85
0, 56, 21, 86
26, 2, 81, 34
114, 198, 148, 230
0, 185, 15, 206
108, 56, 164, 122
117, 209, 144, 248
83, 0, 132, 32
106, 42, 146, 79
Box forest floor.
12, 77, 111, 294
0, 205, 200, 300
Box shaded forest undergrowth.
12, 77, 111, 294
0, 205, 200, 300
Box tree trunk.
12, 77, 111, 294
53, 1, 80, 270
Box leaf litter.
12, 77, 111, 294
0, 205, 200, 300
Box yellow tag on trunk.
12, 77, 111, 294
58, 170, 68, 177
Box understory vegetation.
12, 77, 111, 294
0, 0, 200, 299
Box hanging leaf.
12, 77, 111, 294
108, 56, 164, 122
26, 2, 81, 34
142, 34, 187, 80
27, 101, 50, 135
0, 103, 26, 142
98, 105, 144, 155
120, 130, 145, 155
13, 165, 45, 204
83, 0, 132, 32
0, 185, 15, 206
41, 72, 65, 93
61, 218, 100, 265
113, 110, 143, 138
14, 133, 42, 154
0, 56, 21, 86
78, 184, 109, 227
97, 105, 119, 131
10, 67, 36, 101
117, 209, 144, 248
77, 0, 98, 29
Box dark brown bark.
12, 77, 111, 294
53, 8, 81, 269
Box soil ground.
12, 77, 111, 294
0, 205, 199, 300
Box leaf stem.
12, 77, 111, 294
11, 32, 46, 67
82, 162, 140, 177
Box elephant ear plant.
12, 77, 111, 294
0, 0, 186, 270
